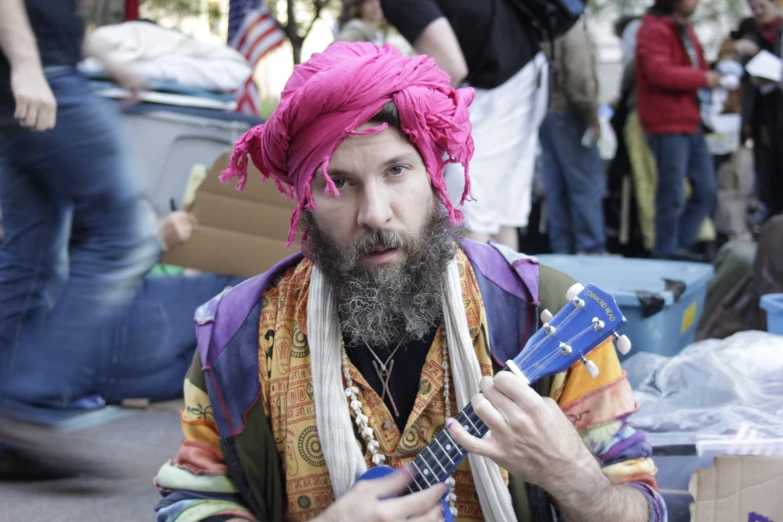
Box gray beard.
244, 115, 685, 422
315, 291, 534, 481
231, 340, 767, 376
302, 206, 464, 349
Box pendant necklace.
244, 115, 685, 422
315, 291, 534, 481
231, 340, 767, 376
363, 338, 405, 417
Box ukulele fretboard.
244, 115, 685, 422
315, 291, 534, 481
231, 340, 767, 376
408, 403, 487, 491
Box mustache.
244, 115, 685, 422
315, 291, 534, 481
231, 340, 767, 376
352, 228, 409, 257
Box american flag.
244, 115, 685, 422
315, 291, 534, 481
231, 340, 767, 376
228, 0, 286, 115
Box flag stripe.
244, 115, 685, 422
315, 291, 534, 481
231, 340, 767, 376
234, 11, 273, 51
228, 0, 285, 115
239, 18, 278, 57
246, 27, 285, 67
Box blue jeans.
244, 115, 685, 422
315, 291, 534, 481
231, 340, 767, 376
646, 133, 716, 258
539, 111, 606, 254
0, 73, 161, 412
99, 274, 244, 403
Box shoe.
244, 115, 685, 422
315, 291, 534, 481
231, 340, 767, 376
0, 411, 128, 479
0, 447, 80, 480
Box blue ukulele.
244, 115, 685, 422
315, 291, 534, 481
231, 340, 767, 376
354, 282, 632, 520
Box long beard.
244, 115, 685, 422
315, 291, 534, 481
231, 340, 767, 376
303, 205, 465, 349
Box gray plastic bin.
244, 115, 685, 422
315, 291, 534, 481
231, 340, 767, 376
120, 107, 257, 213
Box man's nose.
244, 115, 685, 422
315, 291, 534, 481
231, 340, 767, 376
357, 183, 393, 230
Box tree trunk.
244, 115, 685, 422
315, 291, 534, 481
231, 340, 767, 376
291, 38, 303, 64
286, 0, 302, 64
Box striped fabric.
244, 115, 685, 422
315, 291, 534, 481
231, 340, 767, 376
228, 0, 285, 115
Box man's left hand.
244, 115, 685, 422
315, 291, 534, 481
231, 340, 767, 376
447, 372, 599, 491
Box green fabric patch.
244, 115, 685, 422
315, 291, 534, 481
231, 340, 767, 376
155, 463, 240, 493
148, 264, 185, 276
175, 499, 251, 522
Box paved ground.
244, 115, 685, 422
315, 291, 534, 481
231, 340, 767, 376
0, 400, 184, 522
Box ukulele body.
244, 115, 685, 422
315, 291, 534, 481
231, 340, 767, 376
354, 465, 455, 522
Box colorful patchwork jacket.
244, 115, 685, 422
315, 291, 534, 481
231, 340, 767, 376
154, 240, 666, 522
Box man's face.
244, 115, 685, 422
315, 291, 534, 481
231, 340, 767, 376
304, 122, 463, 347
676, 0, 700, 18
309, 123, 434, 268
749, 0, 778, 26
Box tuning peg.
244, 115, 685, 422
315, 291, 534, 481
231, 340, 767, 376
540, 309, 553, 323
592, 318, 605, 330
614, 333, 632, 355
581, 356, 599, 378
566, 283, 585, 302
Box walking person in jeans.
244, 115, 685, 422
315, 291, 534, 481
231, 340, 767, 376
539, 20, 606, 254
636, 0, 720, 259
0, 0, 160, 469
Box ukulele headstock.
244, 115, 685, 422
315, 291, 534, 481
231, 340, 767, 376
505, 283, 630, 384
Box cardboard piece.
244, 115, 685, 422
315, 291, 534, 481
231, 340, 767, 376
161, 152, 295, 277
689, 455, 783, 522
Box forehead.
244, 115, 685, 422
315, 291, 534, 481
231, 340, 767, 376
329, 124, 421, 170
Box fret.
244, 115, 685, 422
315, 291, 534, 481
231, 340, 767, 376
425, 445, 449, 476
442, 429, 464, 457
417, 450, 439, 484
411, 459, 433, 488
405, 461, 427, 492
416, 446, 437, 482
459, 404, 489, 438
457, 410, 481, 437
434, 438, 456, 466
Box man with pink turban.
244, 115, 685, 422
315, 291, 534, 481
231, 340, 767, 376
154, 42, 665, 522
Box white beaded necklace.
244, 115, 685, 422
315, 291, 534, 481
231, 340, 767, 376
341, 337, 458, 517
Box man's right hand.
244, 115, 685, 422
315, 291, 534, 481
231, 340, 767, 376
706, 71, 722, 89
11, 64, 56, 131
315, 470, 447, 522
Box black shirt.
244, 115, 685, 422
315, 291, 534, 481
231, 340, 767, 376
380, 0, 539, 89
345, 324, 439, 433
0, 0, 85, 91
749, 31, 782, 128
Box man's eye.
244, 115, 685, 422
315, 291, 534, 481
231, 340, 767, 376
389, 165, 407, 176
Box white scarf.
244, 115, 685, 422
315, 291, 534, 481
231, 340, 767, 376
307, 258, 517, 521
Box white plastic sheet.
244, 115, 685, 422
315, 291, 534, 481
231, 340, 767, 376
624, 331, 783, 441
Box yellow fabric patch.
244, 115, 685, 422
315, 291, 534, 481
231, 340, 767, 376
182, 378, 215, 423
181, 378, 221, 448
555, 339, 625, 407
602, 457, 658, 482
681, 301, 697, 334
181, 420, 221, 448
579, 420, 623, 455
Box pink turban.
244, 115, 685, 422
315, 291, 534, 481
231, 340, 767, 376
220, 41, 475, 247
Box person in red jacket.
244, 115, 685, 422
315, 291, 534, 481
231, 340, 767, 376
636, 0, 721, 259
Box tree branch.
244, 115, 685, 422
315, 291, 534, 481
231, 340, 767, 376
303, 0, 330, 40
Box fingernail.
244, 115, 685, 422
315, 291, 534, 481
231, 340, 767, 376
446, 418, 454, 429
